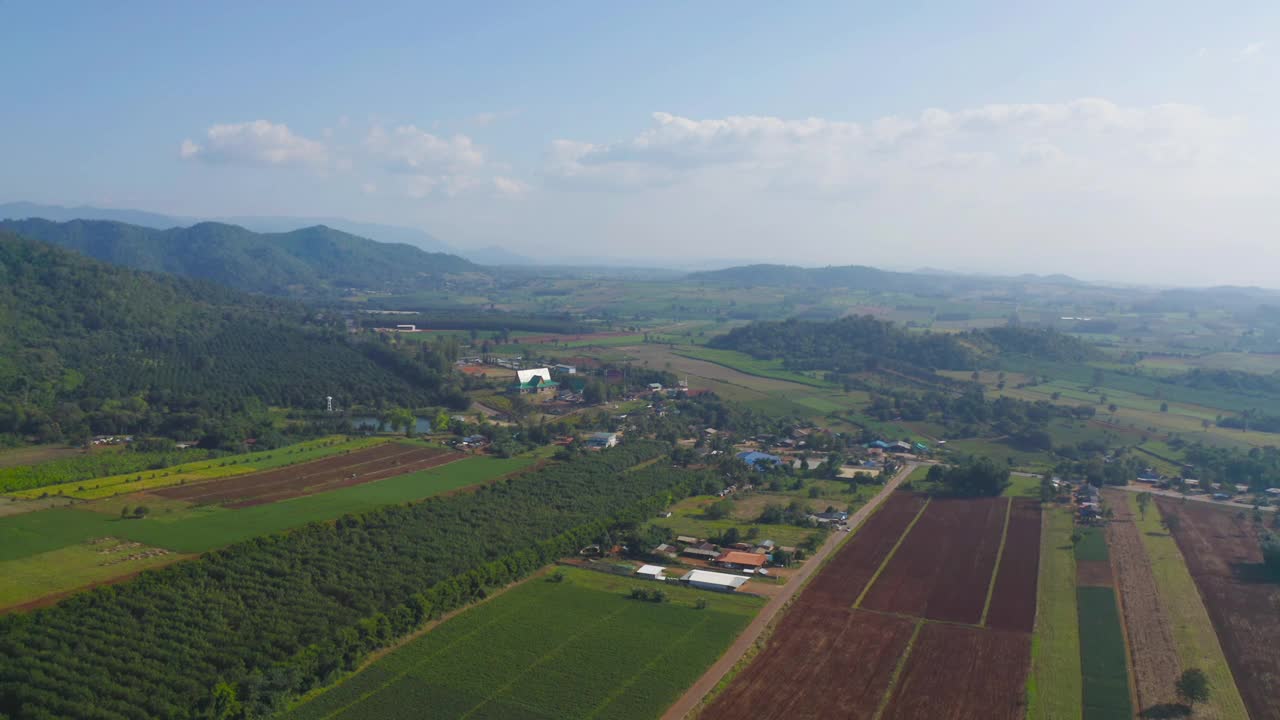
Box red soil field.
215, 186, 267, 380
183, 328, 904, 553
701, 608, 915, 720
860, 497, 1007, 624
1155, 497, 1280, 720
986, 498, 1042, 632
802, 493, 929, 611
880, 622, 1032, 720
153, 444, 462, 507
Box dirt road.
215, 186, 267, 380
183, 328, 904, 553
1113, 483, 1276, 512
661, 462, 918, 720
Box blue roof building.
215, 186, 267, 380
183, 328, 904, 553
737, 451, 782, 470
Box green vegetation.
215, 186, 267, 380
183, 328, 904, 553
1077, 586, 1134, 720
0, 218, 477, 296
673, 346, 834, 388
0, 442, 726, 718
1028, 507, 1083, 720
8, 435, 381, 500
0, 444, 216, 494
923, 457, 1011, 497
1073, 526, 1109, 563
0, 232, 469, 447
285, 567, 762, 720
1131, 495, 1249, 720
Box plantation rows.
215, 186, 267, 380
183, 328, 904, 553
0, 447, 214, 494
0, 441, 711, 719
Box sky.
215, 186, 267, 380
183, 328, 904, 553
2, 1, 1277, 284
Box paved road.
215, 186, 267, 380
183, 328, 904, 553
1112, 483, 1277, 512
660, 462, 919, 720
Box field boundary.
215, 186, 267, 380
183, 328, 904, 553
671, 348, 835, 389
853, 497, 931, 608
979, 497, 1015, 626
872, 619, 926, 720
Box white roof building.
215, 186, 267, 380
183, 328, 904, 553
635, 565, 666, 580
681, 569, 749, 592
517, 368, 552, 385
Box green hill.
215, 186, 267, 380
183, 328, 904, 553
0, 218, 480, 296
0, 232, 464, 445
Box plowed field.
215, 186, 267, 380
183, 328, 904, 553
986, 498, 1041, 632
1103, 489, 1180, 712
1156, 497, 1280, 720
803, 493, 928, 611
704, 493, 1041, 719
153, 444, 462, 507
702, 607, 915, 720
859, 497, 1007, 624
881, 622, 1032, 720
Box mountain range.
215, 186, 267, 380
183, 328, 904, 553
0, 218, 480, 297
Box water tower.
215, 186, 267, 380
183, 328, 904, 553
325, 396, 333, 413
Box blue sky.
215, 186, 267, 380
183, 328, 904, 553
2, 1, 1276, 283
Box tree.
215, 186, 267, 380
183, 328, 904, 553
1161, 513, 1181, 535
386, 408, 415, 436
1262, 534, 1280, 578
1136, 492, 1152, 520
1160, 402, 1169, 413
1175, 668, 1210, 709
704, 498, 734, 520
433, 409, 451, 434
133, 505, 150, 518
120, 505, 131, 519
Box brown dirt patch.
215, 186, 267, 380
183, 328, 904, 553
986, 498, 1042, 632
1076, 559, 1114, 586
803, 493, 928, 611
1103, 489, 1181, 712
1156, 497, 1280, 720
153, 444, 461, 506
882, 623, 1032, 720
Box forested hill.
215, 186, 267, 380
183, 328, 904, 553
0, 232, 464, 445
709, 316, 1099, 373
0, 218, 481, 296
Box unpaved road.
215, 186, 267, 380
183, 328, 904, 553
661, 462, 918, 720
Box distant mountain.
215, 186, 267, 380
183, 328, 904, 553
0, 201, 512, 261
686, 263, 1088, 293
0, 218, 480, 296
0, 231, 463, 442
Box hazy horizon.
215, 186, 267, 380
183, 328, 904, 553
4, 1, 1278, 285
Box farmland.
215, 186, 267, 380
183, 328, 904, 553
703, 491, 1039, 719
1130, 494, 1249, 720
6, 435, 385, 501
1073, 520, 1135, 720
1157, 496, 1280, 720
285, 567, 763, 720
1101, 489, 1180, 713
0, 454, 536, 610
151, 443, 461, 507
1027, 507, 1083, 720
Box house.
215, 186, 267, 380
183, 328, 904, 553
1235, 484, 1250, 494
1265, 488, 1280, 497
647, 383, 663, 392
868, 440, 890, 450
681, 547, 720, 561
913, 442, 929, 453
552, 364, 577, 375
675, 535, 701, 545
736, 451, 782, 470
511, 368, 559, 394
810, 509, 849, 524
652, 543, 677, 558
460, 435, 489, 449
587, 432, 618, 449
715, 551, 767, 569
886, 441, 913, 454
635, 564, 666, 580
681, 569, 749, 592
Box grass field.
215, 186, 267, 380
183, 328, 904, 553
8, 436, 386, 500
1074, 526, 1109, 563
1027, 507, 1083, 720
1131, 494, 1249, 720
673, 346, 835, 388
1003, 474, 1043, 498
0, 444, 78, 469
1077, 586, 1134, 720
0, 539, 190, 610
285, 566, 764, 720
0, 455, 535, 609
943, 437, 1054, 472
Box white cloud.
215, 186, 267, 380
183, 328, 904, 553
493, 176, 529, 196
365, 125, 485, 175
1238, 41, 1264, 59
180, 120, 328, 168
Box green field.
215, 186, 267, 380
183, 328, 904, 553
285, 566, 763, 720
673, 346, 835, 388
1131, 494, 1249, 719
0, 455, 535, 608
9, 435, 384, 500
1003, 474, 1043, 498
1027, 507, 1083, 720
1077, 586, 1134, 720
1073, 526, 1109, 563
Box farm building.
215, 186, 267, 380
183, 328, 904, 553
886, 441, 913, 454
681, 547, 720, 561
736, 451, 782, 470
635, 564, 667, 580
715, 551, 766, 570
1266, 488, 1280, 497
511, 368, 559, 394
587, 432, 619, 449
867, 440, 890, 450
681, 569, 749, 592
552, 364, 577, 374
647, 382, 663, 392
